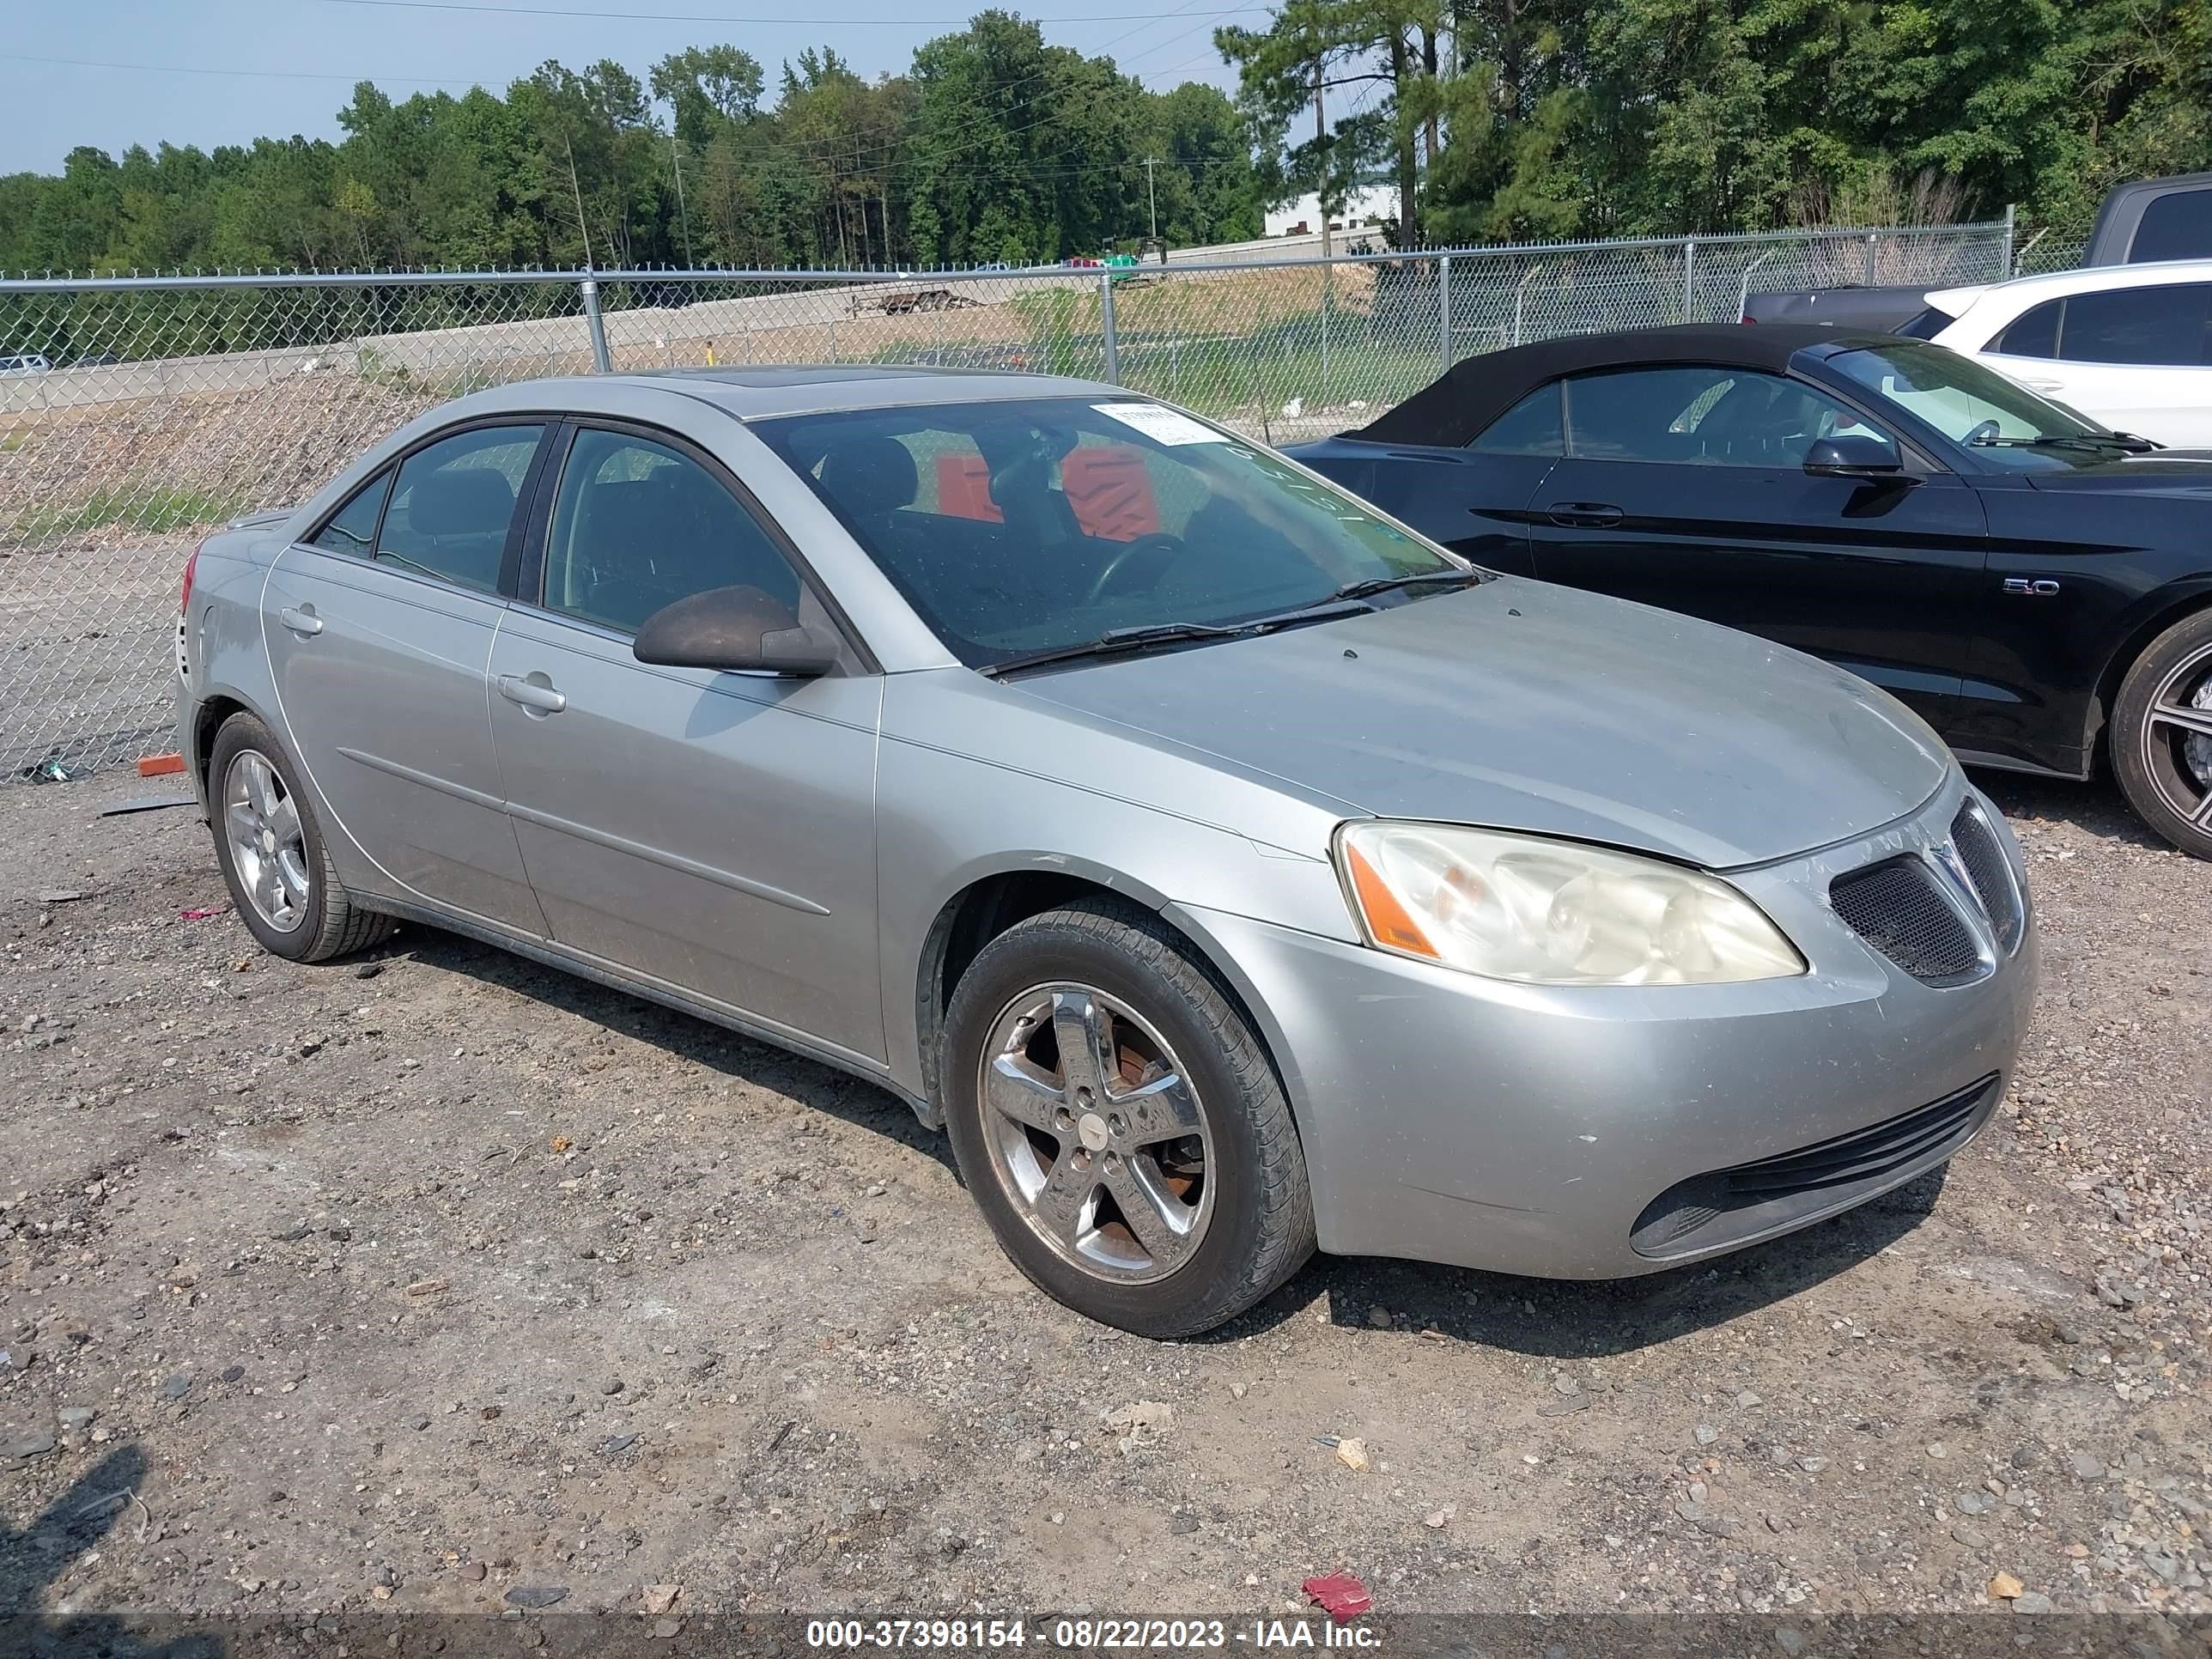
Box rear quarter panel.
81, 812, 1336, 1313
1286, 438, 1548, 574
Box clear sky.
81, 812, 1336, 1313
1, 0, 1260, 175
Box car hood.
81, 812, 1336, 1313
1012, 578, 1950, 870
2024, 451, 2212, 495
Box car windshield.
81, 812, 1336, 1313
1826, 340, 2129, 471
755, 397, 1461, 667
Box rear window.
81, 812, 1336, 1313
1895, 306, 1955, 340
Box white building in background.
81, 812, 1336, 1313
1264, 184, 1401, 239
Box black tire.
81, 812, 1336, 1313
2112, 609, 2212, 860
206, 713, 394, 962
938, 897, 1314, 1338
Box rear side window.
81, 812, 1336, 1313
2130, 189, 2212, 263
1469, 386, 1564, 454
376, 425, 544, 592
311, 468, 392, 556
1996, 300, 2063, 359
2057, 284, 2212, 366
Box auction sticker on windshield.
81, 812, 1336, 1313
1094, 402, 1227, 445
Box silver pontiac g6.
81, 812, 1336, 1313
175, 368, 2037, 1335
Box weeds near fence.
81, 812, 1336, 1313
15, 485, 241, 541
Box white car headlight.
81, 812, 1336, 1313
1335, 821, 1805, 987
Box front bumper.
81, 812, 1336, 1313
1171, 776, 2038, 1279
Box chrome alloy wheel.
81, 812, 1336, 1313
2143, 641, 2212, 829
977, 984, 1214, 1283
222, 749, 311, 933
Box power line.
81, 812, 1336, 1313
0, 51, 495, 86
320, 0, 1266, 21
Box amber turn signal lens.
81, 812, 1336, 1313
1345, 840, 1438, 958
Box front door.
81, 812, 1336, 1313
1525, 364, 1990, 731
263, 422, 549, 933
485, 422, 886, 1064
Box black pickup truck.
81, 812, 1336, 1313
1741, 172, 2212, 328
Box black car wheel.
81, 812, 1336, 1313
208, 713, 395, 961
2113, 611, 2212, 860
939, 896, 1314, 1338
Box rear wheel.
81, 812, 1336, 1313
939, 898, 1314, 1338
2112, 611, 2212, 859
208, 713, 393, 961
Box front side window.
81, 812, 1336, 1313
311, 467, 392, 556
753, 398, 1456, 667
376, 424, 544, 592
2130, 190, 2212, 263
2057, 283, 2212, 367
1469, 386, 1564, 455
1826, 339, 2125, 471
1561, 367, 1881, 467
541, 428, 801, 635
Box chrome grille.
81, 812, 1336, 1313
1950, 805, 2024, 954
1829, 857, 1982, 982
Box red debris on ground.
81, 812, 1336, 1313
179, 905, 228, 921
1300, 1571, 1372, 1624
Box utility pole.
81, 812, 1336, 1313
669, 133, 695, 267
1141, 156, 1159, 240
1314, 54, 1330, 260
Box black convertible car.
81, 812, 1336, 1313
1285, 325, 2212, 857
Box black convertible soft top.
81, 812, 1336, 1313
1355, 323, 1894, 448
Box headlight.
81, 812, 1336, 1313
1335, 821, 1805, 986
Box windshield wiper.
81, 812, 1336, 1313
980, 621, 1254, 679
980, 569, 1483, 679
1969, 432, 2157, 454
1328, 568, 1485, 603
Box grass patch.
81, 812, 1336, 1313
16, 485, 242, 540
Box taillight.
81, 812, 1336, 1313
181, 543, 202, 613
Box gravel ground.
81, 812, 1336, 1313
1, 765, 2208, 1634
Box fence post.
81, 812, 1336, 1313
1438, 255, 1453, 375
1681, 238, 1696, 323
1098, 267, 1121, 385
2002, 203, 2017, 277
579, 275, 611, 373
1863, 233, 1878, 284
1320, 260, 1331, 405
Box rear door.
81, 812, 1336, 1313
485, 421, 885, 1063
1525, 364, 1989, 729
264, 422, 550, 933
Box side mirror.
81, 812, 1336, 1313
1804, 434, 1905, 478
633, 585, 842, 677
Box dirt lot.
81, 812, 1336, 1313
2, 765, 2209, 1638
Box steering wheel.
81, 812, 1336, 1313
1962, 418, 2001, 446
1083, 532, 1184, 605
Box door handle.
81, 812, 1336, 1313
277, 605, 324, 636
497, 673, 568, 714
1546, 501, 1625, 528
2022, 378, 2065, 393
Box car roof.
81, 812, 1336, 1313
1925, 256, 2212, 317
447, 365, 1128, 424
1354, 324, 1891, 448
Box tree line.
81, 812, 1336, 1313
1224, 0, 2209, 249
0, 15, 1261, 277
1, 0, 2205, 279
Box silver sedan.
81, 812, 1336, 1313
175, 368, 2038, 1335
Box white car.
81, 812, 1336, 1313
1909, 259, 2212, 446
0, 352, 52, 377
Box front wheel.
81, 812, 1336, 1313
939, 898, 1314, 1338
2112, 611, 2212, 859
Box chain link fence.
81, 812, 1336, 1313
2, 218, 2025, 776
